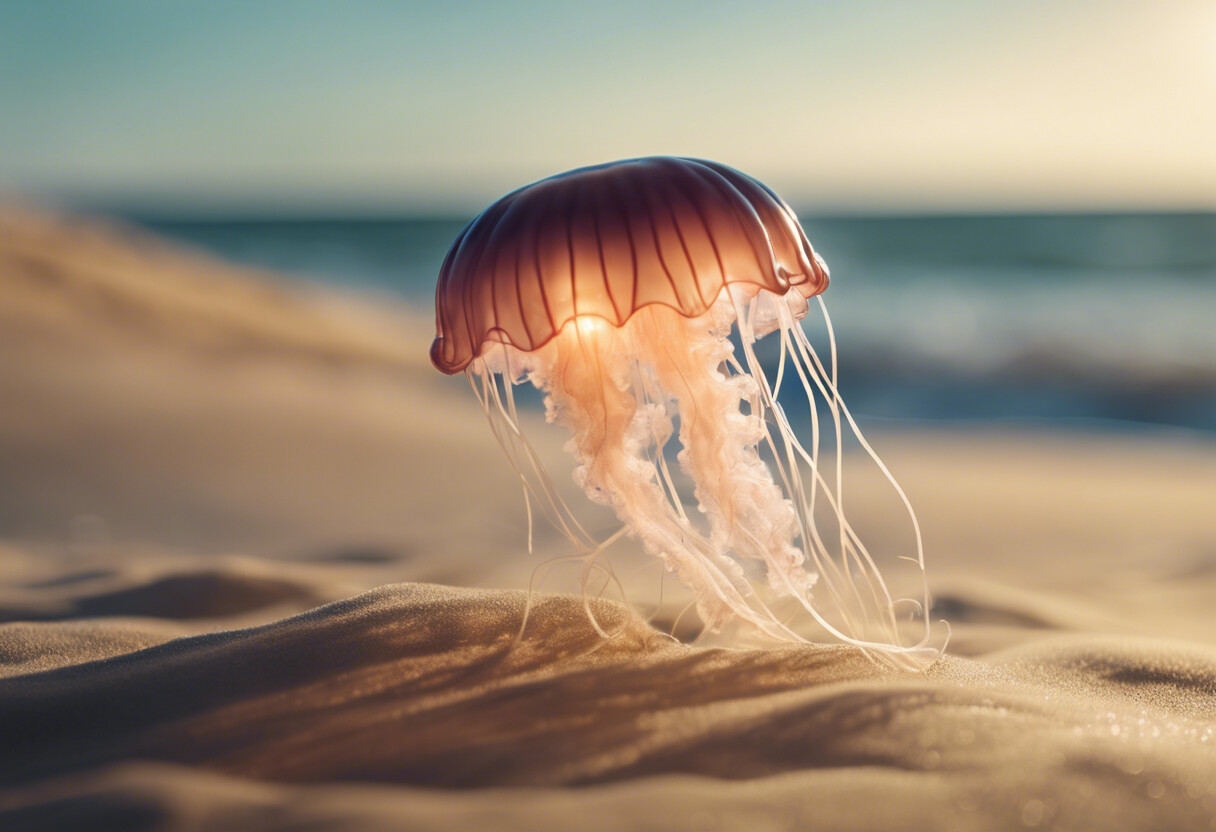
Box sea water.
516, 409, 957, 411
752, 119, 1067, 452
136, 213, 1216, 434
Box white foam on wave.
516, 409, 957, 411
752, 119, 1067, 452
819, 266, 1216, 380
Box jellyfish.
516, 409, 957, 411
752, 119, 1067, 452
431, 157, 940, 668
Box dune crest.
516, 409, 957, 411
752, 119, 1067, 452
0, 203, 429, 369
0, 583, 1213, 831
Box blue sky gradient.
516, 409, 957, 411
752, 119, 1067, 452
3, 0, 1214, 213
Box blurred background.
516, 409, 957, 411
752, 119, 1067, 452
2, 0, 1215, 604
5, 0, 1213, 433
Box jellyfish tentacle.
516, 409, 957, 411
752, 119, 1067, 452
730, 290, 942, 666
759, 297, 933, 655
799, 298, 934, 645
634, 302, 812, 598
729, 294, 878, 645
534, 324, 750, 632
515, 545, 621, 647
736, 292, 892, 644
522, 316, 816, 641
577, 535, 631, 640
815, 296, 927, 574
473, 362, 597, 552
476, 288, 938, 667
770, 305, 900, 643
778, 306, 906, 633
632, 360, 689, 524
500, 353, 536, 554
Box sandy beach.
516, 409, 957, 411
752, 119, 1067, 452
1, 205, 1215, 831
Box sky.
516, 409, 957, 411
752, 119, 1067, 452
2, 0, 1215, 214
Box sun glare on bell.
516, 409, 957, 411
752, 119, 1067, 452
575, 316, 607, 337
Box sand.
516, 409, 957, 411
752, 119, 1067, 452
1, 204, 1214, 830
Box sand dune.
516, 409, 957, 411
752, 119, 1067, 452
0, 564, 333, 624
1, 206, 1214, 830
0, 203, 429, 369
1, 583, 1214, 831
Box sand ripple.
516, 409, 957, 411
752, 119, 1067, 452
0, 583, 1213, 831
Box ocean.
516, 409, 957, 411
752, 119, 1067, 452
135, 212, 1216, 434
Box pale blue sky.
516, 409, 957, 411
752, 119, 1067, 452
3, 0, 1214, 213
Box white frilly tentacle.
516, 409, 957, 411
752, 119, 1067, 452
469, 288, 945, 670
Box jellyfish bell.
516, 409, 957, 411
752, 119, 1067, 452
431, 156, 941, 669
